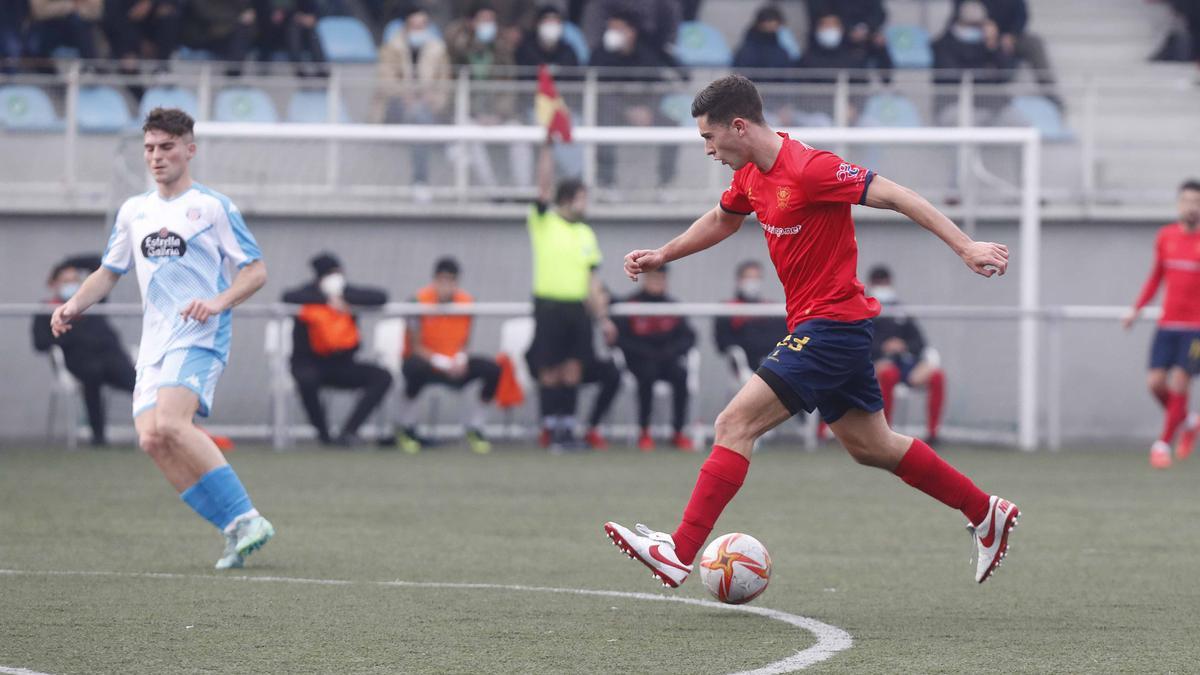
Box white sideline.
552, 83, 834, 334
0, 568, 852, 674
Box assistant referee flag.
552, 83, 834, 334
535, 64, 572, 143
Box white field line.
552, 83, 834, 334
0, 569, 852, 674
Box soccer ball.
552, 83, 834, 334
699, 532, 772, 605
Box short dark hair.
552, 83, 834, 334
691, 74, 765, 125
470, 2, 495, 17
555, 177, 586, 205
1180, 179, 1200, 193
736, 260, 762, 278
535, 4, 561, 22
142, 107, 194, 138
868, 265, 892, 284
753, 5, 785, 25
434, 256, 460, 277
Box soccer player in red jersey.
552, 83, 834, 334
1122, 180, 1200, 468
604, 75, 1018, 586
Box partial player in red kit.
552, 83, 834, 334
603, 75, 1019, 587
1123, 180, 1200, 468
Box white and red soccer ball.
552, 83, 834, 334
699, 533, 772, 605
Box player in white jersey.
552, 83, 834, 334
51, 108, 275, 569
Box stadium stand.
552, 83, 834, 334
214, 87, 280, 123
76, 85, 132, 133
0, 84, 61, 131
286, 89, 351, 123
885, 23, 934, 68
138, 86, 200, 119
316, 15, 378, 63
673, 21, 733, 67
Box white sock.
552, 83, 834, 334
223, 508, 260, 534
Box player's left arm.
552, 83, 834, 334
862, 175, 1009, 278
180, 260, 268, 323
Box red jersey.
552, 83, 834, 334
720, 134, 879, 330
1133, 222, 1200, 329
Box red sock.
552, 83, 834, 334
1160, 391, 1189, 443
877, 364, 900, 422
926, 369, 946, 439
1154, 389, 1170, 409
672, 445, 749, 565
893, 438, 990, 526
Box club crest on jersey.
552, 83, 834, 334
836, 162, 861, 182
141, 228, 187, 258
187, 207, 201, 221
776, 186, 792, 209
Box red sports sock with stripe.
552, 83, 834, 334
672, 445, 749, 565
926, 369, 946, 439
877, 364, 901, 422
893, 438, 990, 526
1160, 391, 1189, 443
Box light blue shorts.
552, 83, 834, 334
133, 347, 225, 418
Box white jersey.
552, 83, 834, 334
101, 183, 262, 368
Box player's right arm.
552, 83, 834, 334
50, 267, 120, 337
1124, 231, 1165, 330
624, 207, 746, 281
536, 139, 554, 206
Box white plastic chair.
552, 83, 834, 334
498, 317, 537, 437
891, 348, 942, 433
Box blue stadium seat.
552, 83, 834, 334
77, 86, 132, 133
886, 24, 933, 69
1006, 95, 1072, 142
562, 21, 589, 64
139, 87, 199, 119
286, 89, 351, 123
673, 21, 731, 67
0, 85, 62, 131
659, 93, 694, 126
777, 26, 802, 61
382, 19, 442, 45
176, 46, 216, 61
214, 87, 279, 123
317, 16, 377, 63
857, 93, 923, 127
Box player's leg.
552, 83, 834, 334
324, 361, 393, 445
664, 359, 694, 451
75, 362, 108, 446
907, 360, 946, 443
626, 356, 657, 450
584, 358, 621, 449
292, 361, 333, 444
555, 303, 592, 445
1173, 335, 1200, 460
605, 374, 792, 587
462, 356, 501, 453
1147, 328, 1173, 408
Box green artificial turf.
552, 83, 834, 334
2, 442, 1198, 673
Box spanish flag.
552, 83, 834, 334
535, 64, 573, 143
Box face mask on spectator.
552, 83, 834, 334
815, 28, 842, 49
869, 286, 898, 304
56, 282, 80, 301
319, 273, 347, 298
952, 24, 985, 44
603, 28, 627, 52
538, 20, 563, 45
738, 278, 762, 299
476, 21, 497, 44
407, 29, 430, 49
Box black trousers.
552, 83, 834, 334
625, 355, 689, 432
68, 349, 135, 444
401, 355, 500, 401
582, 357, 621, 428
292, 358, 393, 441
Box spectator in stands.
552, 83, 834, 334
282, 252, 392, 447
395, 257, 499, 454
615, 265, 696, 452
450, 0, 536, 30
933, 1, 1017, 118
371, 6, 452, 190
582, 0, 681, 64
103, 0, 183, 75
26, 0, 101, 62
796, 12, 869, 83
0, 1, 26, 73
515, 5, 579, 72
1152, 0, 1200, 63
956, 0, 1057, 100
180, 0, 256, 76
32, 256, 135, 447
253, 0, 327, 77
446, 2, 532, 188
592, 10, 679, 188
714, 260, 788, 382
733, 4, 794, 76
867, 266, 946, 445
808, 0, 892, 81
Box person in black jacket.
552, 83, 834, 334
515, 5, 580, 72
615, 265, 695, 452
954, 0, 1057, 96
32, 256, 136, 446
281, 252, 392, 447
867, 266, 946, 444
733, 5, 794, 76
714, 260, 788, 381
807, 0, 893, 79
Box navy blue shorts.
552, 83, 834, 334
756, 319, 884, 424
1149, 328, 1200, 374
886, 354, 920, 384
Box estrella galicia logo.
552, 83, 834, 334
141, 228, 187, 258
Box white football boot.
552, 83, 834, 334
214, 531, 244, 570
604, 522, 692, 588
966, 495, 1020, 584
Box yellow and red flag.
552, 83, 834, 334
535, 64, 572, 143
